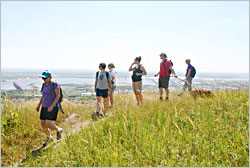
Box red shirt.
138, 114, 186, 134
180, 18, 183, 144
159, 59, 172, 77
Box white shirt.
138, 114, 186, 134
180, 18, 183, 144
109, 69, 116, 86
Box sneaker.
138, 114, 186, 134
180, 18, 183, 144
57, 128, 63, 140
96, 112, 100, 116
159, 97, 163, 101
43, 135, 53, 147
166, 97, 169, 100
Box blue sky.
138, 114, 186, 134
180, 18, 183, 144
2, 1, 249, 73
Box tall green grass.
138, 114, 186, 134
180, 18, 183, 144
1, 99, 94, 167
20, 89, 249, 167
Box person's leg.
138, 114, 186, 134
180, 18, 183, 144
132, 82, 139, 105
41, 120, 50, 136
159, 88, 163, 99
183, 81, 188, 91
138, 93, 143, 104
109, 94, 113, 106
165, 88, 169, 99
45, 120, 59, 131
96, 96, 102, 114
158, 77, 163, 99
103, 91, 108, 113
187, 77, 193, 92
134, 93, 139, 105
138, 81, 143, 104
164, 77, 170, 99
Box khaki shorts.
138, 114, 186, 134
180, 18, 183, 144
132, 81, 142, 94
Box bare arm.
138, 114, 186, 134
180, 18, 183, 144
170, 66, 177, 77
136, 66, 147, 76
36, 95, 43, 111
186, 69, 192, 79
50, 88, 60, 108
129, 63, 135, 71
109, 81, 112, 89
38, 95, 43, 106
94, 80, 98, 92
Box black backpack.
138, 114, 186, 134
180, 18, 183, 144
162, 59, 173, 75
96, 71, 110, 85
190, 66, 196, 78
41, 82, 64, 113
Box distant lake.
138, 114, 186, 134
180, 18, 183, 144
1, 69, 249, 91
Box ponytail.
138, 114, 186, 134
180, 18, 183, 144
135, 56, 142, 62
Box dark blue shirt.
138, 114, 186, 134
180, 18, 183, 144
185, 64, 193, 77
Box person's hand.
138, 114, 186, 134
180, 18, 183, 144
94, 88, 96, 92
131, 63, 135, 66
154, 74, 158, 77
136, 73, 140, 76
108, 89, 112, 95
175, 75, 178, 78
36, 105, 41, 112
48, 106, 53, 112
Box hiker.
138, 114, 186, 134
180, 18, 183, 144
36, 70, 63, 147
154, 52, 177, 100
129, 56, 147, 106
183, 59, 196, 92
108, 63, 116, 107
94, 63, 112, 117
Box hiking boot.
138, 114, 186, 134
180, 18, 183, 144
166, 97, 169, 101
42, 135, 53, 147
57, 128, 63, 140
159, 97, 163, 101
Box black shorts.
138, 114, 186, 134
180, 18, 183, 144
96, 89, 108, 98
40, 106, 59, 121
159, 77, 170, 89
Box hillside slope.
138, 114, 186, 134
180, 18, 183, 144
2, 89, 249, 167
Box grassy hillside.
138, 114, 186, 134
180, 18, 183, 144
2, 89, 249, 167
1, 99, 94, 167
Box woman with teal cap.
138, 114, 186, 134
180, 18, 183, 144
36, 70, 63, 147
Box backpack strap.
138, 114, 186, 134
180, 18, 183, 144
161, 59, 167, 74
40, 83, 45, 92
51, 82, 56, 95
106, 71, 110, 85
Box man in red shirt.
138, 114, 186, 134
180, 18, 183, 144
154, 52, 177, 100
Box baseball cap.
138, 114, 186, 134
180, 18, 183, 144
40, 70, 52, 78
159, 52, 167, 57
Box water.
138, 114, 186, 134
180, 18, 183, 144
1, 68, 249, 91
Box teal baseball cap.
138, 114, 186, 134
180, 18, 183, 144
40, 70, 52, 78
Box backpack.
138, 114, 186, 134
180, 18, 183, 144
162, 59, 173, 75
190, 66, 196, 78
96, 71, 110, 85
41, 82, 64, 114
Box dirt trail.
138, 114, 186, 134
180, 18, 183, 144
15, 112, 112, 167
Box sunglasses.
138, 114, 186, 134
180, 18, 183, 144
42, 77, 47, 80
